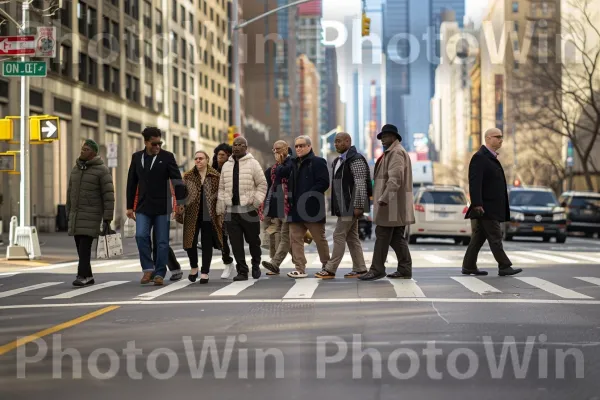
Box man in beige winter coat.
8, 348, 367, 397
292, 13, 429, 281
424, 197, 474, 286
360, 124, 415, 281
217, 136, 268, 281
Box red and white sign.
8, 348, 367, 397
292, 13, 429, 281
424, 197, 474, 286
35, 27, 56, 58
0, 36, 35, 56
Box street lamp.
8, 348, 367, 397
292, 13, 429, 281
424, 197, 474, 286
230, 0, 316, 134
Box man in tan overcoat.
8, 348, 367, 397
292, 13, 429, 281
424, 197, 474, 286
359, 124, 415, 281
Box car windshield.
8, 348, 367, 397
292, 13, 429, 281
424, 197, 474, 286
510, 191, 558, 207
570, 197, 600, 209
419, 191, 467, 205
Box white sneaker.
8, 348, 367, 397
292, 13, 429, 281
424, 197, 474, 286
221, 263, 235, 279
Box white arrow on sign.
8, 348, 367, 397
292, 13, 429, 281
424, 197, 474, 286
41, 120, 57, 138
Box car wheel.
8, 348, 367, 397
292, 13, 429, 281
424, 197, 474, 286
454, 238, 462, 244
556, 235, 567, 244
543, 236, 550, 242
462, 237, 471, 246
408, 235, 417, 244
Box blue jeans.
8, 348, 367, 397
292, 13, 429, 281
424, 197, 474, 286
136, 213, 170, 278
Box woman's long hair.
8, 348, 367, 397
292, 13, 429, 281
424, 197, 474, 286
212, 143, 232, 172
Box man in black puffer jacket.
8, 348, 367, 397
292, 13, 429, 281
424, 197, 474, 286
67, 139, 115, 287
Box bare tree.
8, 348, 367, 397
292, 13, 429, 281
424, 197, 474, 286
509, 0, 600, 191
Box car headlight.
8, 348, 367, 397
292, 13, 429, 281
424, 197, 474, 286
511, 211, 525, 221
553, 212, 567, 221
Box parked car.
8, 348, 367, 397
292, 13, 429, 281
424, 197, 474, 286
504, 186, 567, 242
407, 185, 471, 245
559, 191, 600, 237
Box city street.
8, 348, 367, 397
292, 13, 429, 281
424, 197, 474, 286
1, 232, 600, 398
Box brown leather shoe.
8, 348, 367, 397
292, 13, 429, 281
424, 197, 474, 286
140, 271, 153, 284
153, 276, 164, 286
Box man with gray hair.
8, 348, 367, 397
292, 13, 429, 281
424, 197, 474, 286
462, 128, 522, 276
276, 135, 331, 278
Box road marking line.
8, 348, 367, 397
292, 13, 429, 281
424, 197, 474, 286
133, 280, 193, 301
575, 277, 600, 286
503, 253, 538, 263
43, 281, 129, 300
283, 278, 320, 299
515, 277, 592, 299
563, 253, 600, 263
92, 260, 126, 268
18, 262, 79, 272
421, 254, 453, 263
0, 272, 19, 278
210, 280, 257, 296
0, 305, 119, 356
0, 282, 63, 299
451, 277, 502, 295
386, 278, 426, 297
5, 297, 600, 309
515, 251, 579, 264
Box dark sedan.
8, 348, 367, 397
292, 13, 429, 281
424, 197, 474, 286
503, 187, 568, 243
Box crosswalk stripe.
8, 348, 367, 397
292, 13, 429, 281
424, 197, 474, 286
0, 273, 19, 278
563, 254, 600, 263
283, 278, 320, 299
386, 278, 426, 297
515, 277, 592, 299
575, 277, 600, 286
0, 282, 63, 299
516, 252, 579, 264
133, 280, 192, 301
93, 260, 126, 268
505, 254, 538, 264
451, 277, 502, 295
43, 281, 129, 299
422, 254, 453, 263
210, 280, 257, 296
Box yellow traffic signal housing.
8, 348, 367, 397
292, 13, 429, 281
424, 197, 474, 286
228, 126, 237, 145
0, 118, 13, 141
30, 115, 60, 142
0, 152, 16, 172
361, 13, 371, 37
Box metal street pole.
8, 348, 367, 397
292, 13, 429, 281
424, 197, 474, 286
20, 0, 31, 227
232, 0, 242, 132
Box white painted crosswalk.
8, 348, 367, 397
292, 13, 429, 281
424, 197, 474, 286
0, 274, 599, 303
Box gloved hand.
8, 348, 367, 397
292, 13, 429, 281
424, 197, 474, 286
102, 220, 112, 234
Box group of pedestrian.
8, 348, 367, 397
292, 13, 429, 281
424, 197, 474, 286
66, 124, 522, 288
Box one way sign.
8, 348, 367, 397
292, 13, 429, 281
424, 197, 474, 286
30, 115, 60, 141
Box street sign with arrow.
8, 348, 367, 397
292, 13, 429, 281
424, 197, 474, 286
29, 116, 60, 141
0, 35, 36, 56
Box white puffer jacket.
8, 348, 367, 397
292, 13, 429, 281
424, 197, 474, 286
217, 153, 268, 215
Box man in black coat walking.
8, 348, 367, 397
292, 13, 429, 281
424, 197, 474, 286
277, 135, 331, 278
126, 127, 186, 286
462, 128, 522, 276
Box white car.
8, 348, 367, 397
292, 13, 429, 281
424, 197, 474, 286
407, 186, 472, 245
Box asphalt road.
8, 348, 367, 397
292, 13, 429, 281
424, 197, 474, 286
1, 234, 600, 399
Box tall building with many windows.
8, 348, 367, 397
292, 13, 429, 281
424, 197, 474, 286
0, 0, 231, 229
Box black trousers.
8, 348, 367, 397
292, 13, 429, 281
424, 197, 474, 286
221, 230, 234, 265
462, 219, 512, 270
186, 217, 215, 274
74, 235, 94, 278
225, 211, 261, 275
152, 223, 181, 271
370, 225, 412, 276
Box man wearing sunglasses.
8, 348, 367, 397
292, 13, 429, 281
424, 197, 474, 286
126, 127, 186, 286
462, 128, 522, 277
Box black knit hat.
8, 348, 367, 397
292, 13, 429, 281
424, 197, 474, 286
377, 124, 402, 142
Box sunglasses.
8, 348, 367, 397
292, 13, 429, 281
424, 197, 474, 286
150, 141, 163, 147
194, 157, 205, 161
295, 144, 307, 148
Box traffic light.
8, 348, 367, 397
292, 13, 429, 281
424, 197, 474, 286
361, 12, 371, 37
228, 126, 237, 145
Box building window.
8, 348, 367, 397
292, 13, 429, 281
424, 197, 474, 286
133, 77, 140, 103
512, 1, 518, 12
171, 31, 178, 54
173, 136, 180, 154
183, 106, 187, 126
173, 67, 178, 87
144, 41, 152, 69
157, 48, 164, 74
126, 74, 132, 99
103, 64, 110, 91
182, 138, 188, 156
111, 22, 120, 52
173, 101, 179, 122
157, 89, 164, 112
180, 5, 185, 27
172, 0, 177, 21
78, 52, 87, 82
88, 56, 97, 86
143, 1, 152, 28
156, 9, 163, 33
87, 6, 97, 39
182, 72, 187, 92
145, 83, 153, 108
181, 39, 186, 60
189, 43, 194, 64
61, 1, 71, 28
189, 12, 194, 33
59, 44, 71, 77
190, 77, 195, 95
190, 109, 195, 128
111, 68, 120, 95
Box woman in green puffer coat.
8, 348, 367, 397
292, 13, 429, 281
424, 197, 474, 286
66, 139, 115, 287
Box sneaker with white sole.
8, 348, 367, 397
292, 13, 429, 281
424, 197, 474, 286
287, 270, 307, 278
221, 263, 235, 279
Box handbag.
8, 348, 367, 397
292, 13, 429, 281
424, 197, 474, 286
96, 224, 124, 259
124, 217, 136, 238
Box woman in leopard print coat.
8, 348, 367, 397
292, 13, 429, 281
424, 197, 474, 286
176, 150, 223, 284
